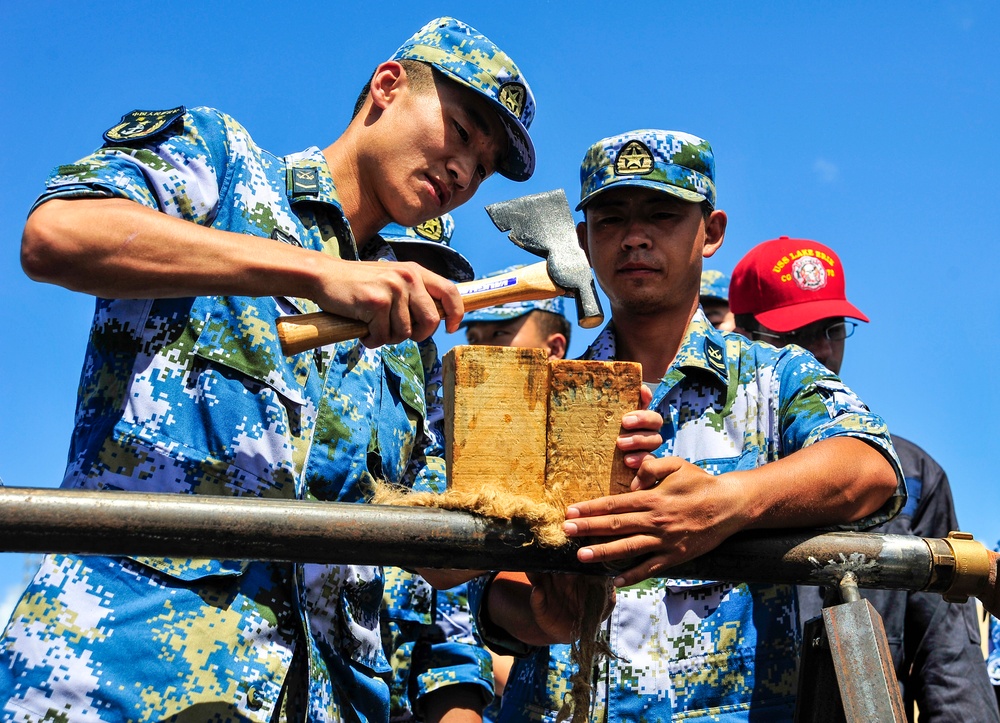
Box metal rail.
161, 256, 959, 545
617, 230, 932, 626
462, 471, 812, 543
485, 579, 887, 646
1, 487, 996, 615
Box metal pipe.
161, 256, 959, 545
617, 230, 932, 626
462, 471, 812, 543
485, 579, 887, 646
1, 487, 996, 614
0, 486, 592, 573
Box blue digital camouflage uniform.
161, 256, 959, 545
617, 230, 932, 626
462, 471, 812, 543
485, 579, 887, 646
368, 227, 495, 722
0, 106, 447, 722
490, 311, 905, 722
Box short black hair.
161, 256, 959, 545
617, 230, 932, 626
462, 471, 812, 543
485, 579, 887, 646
734, 313, 758, 333
352, 59, 435, 119
531, 309, 571, 348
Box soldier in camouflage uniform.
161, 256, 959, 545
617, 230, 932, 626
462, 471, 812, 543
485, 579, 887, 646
1, 16, 536, 723
477, 129, 906, 721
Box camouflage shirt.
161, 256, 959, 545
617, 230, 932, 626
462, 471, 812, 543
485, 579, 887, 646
0, 107, 445, 722
493, 310, 904, 723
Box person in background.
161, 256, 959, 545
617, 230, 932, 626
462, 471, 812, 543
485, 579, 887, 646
462, 266, 570, 361
699, 268, 735, 331
729, 235, 999, 722
376, 216, 493, 723
459, 279, 573, 719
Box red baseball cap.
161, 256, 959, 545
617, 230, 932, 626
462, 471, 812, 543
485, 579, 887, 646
729, 237, 869, 333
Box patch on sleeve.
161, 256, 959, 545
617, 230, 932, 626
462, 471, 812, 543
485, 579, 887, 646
103, 106, 186, 144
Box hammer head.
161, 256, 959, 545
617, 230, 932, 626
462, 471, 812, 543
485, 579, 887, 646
485, 189, 604, 328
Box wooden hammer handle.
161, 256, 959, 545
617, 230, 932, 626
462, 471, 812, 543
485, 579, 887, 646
277, 261, 562, 354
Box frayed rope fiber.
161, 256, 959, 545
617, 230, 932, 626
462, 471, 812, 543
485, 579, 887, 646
372, 482, 614, 722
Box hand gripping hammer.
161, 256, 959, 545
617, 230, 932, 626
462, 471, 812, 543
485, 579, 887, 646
276, 189, 604, 355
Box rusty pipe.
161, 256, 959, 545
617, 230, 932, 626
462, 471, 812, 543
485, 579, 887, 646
0, 487, 996, 615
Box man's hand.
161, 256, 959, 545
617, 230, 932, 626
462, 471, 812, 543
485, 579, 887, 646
311, 259, 464, 348
487, 572, 615, 646
562, 456, 747, 587
562, 438, 899, 587
616, 384, 663, 470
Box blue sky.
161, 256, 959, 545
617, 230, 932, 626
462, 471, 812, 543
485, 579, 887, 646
1, 1, 998, 620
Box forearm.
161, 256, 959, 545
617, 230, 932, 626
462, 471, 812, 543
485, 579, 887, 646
731, 437, 898, 532
485, 572, 544, 644
422, 685, 486, 723
22, 197, 326, 300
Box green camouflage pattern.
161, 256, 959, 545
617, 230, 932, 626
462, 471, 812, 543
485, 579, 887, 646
492, 310, 904, 722
380, 214, 475, 283
700, 269, 730, 302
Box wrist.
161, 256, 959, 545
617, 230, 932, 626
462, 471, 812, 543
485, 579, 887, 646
477, 573, 532, 657
718, 470, 755, 534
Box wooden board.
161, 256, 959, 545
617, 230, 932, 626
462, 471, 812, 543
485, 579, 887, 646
545, 360, 643, 504
444, 346, 549, 498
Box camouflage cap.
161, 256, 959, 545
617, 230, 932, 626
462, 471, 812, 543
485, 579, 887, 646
700, 269, 730, 302
577, 129, 716, 211
391, 17, 536, 181
459, 265, 567, 325
380, 214, 475, 283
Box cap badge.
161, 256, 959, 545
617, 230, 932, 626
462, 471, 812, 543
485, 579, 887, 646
614, 140, 654, 176
498, 82, 526, 119
415, 217, 444, 242
792, 256, 828, 291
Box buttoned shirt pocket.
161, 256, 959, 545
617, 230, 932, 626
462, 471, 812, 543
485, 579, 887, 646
191, 295, 312, 408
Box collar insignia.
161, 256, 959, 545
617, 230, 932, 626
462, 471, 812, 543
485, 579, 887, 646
291, 167, 319, 196
705, 338, 726, 374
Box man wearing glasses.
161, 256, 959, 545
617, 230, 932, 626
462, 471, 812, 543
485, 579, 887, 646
729, 236, 998, 722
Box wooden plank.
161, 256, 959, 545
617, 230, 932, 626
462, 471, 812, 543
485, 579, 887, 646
444, 346, 550, 498
545, 360, 643, 504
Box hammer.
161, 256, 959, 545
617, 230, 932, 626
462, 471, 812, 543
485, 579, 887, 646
276, 189, 604, 355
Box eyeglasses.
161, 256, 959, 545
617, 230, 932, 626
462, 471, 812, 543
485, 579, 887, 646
752, 320, 857, 345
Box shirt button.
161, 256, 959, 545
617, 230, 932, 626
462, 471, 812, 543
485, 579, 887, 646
247, 686, 264, 711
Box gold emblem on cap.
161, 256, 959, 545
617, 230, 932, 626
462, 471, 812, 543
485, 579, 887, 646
615, 140, 655, 176
415, 218, 444, 242
498, 82, 526, 119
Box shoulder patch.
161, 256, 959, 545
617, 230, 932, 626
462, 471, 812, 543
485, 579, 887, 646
704, 337, 726, 374
103, 106, 186, 144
